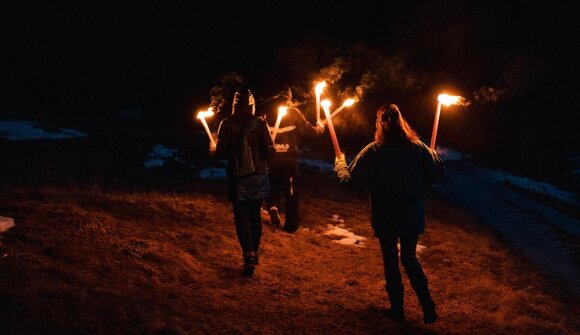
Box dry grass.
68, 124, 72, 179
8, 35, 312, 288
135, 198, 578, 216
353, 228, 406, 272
0, 179, 578, 334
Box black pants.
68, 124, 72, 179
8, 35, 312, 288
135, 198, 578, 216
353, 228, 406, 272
267, 157, 299, 230
232, 201, 262, 254
379, 235, 433, 308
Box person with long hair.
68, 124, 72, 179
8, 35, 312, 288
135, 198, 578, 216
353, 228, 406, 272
334, 103, 444, 324
213, 89, 276, 277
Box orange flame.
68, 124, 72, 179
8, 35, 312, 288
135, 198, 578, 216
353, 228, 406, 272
197, 107, 215, 119
315, 82, 327, 95
321, 99, 332, 111
437, 94, 463, 107
277, 106, 288, 117
342, 98, 355, 107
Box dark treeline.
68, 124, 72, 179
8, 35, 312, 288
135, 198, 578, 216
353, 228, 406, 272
1, 1, 578, 180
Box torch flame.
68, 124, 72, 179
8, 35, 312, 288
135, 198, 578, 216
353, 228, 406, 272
321, 99, 331, 111
278, 106, 288, 117
437, 94, 462, 107
197, 107, 215, 119
315, 82, 327, 95
342, 98, 355, 107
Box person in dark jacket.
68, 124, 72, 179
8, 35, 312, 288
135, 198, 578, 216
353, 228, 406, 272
266, 86, 324, 232
213, 89, 276, 277
334, 103, 444, 324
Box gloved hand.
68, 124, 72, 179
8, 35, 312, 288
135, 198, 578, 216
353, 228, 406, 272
335, 153, 346, 165
315, 120, 326, 134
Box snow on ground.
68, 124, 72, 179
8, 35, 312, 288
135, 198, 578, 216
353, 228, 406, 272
144, 144, 180, 169
323, 223, 366, 247
298, 158, 334, 172
196, 167, 227, 180
433, 158, 580, 295
496, 171, 579, 206
0, 121, 87, 140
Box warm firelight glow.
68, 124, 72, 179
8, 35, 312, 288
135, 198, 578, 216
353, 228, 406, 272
271, 106, 289, 143
315, 81, 327, 123
430, 94, 464, 150
323, 98, 357, 125
197, 107, 215, 119
437, 94, 462, 107
315, 82, 327, 95
321, 99, 342, 157
197, 108, 216, 149
342, 98, 355, 107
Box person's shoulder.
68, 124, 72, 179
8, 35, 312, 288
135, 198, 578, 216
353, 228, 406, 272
360, 142, 380, 155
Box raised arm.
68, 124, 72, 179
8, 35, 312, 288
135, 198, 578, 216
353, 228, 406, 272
292, 107, 324, 136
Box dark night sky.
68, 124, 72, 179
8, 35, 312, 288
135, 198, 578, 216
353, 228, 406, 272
0, 1, 578, 164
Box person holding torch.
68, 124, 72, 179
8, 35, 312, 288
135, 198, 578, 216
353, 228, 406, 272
212, 88, 276, 277
266, 86, 325, 233
334, 103, 444, 324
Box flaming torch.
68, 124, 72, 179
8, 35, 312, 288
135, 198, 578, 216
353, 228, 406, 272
197, 107, 216, 149
323, 98, 356, 125
322, 99, 342, 157
430, 94, 463, 150
271, 106, 288, 143
315, 81, 327, 123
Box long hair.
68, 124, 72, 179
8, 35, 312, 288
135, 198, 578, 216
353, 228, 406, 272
374, 103, 420, 146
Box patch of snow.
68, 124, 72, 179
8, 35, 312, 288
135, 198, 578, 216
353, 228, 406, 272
436, 146, 476, 161
323, 224, 366, 247
329, 214, 345, 223
433, 161, 580, 295
196, 167, 226, 180
0, 121, 87, 140
488, 170, 579, 206
0, 217, 15, 233
299, 158, 334, 172
144, 144, 179, 169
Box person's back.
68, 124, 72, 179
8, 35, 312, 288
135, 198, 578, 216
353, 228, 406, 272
214, 89, 275, 277
219, 112, 271, 179
334, 103, 443, 324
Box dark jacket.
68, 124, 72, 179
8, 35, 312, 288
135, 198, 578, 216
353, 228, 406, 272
335, 141, 444, 237
269, 107, 319, 160
216, 113, 275, 201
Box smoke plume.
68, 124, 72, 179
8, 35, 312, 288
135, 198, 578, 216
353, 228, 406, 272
474, 58, 541, 104
209, 72, 245, 113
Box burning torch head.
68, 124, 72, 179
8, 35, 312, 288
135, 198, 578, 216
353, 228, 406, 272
321, 99, 332, 112
197, 107, 215, 120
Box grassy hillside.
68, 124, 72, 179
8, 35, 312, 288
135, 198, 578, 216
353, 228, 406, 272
0, 178, 578, 334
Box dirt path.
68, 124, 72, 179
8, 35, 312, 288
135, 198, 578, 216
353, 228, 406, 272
0, 184, 578, 334
433, 161, 580, 295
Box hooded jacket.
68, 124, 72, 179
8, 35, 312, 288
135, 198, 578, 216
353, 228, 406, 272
217, 112, 275, 201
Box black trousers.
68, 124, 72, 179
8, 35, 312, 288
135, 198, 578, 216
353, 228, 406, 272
379, 235, 433, 308
232, 201, 262, 254
267, 157, 299, 230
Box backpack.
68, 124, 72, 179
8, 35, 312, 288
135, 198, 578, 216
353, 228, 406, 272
231, 118, 258, 177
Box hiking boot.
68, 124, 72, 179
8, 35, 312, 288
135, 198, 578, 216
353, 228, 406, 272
243, 252, 257, 277
242, 263, 255, 277
384, 284, 404, 322
422, 302, 438, 324
269, 207, 281, 227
